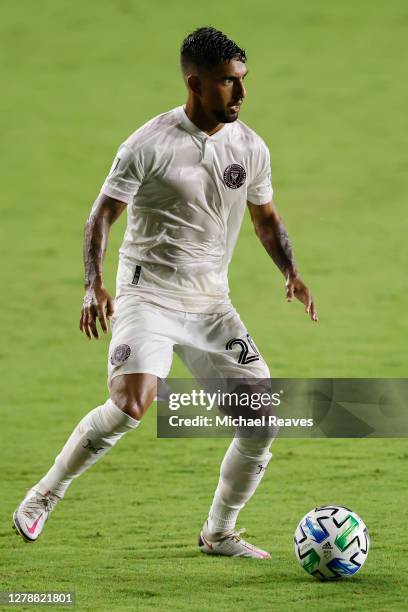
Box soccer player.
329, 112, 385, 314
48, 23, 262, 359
13, 27, 317, 558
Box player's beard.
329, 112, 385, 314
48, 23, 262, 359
213, 108, 240, 123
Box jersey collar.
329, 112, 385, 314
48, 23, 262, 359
177, 105, 230, 141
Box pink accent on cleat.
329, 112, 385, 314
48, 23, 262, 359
27, 514, 43, 535
12, 488, 60, 543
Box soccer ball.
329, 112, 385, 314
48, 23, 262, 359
294, 505, 370, 580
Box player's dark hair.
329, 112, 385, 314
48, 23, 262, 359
180, 26, 246, 73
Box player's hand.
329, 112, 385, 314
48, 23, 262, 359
285, 273, 318, 322
79, 283, 114, 339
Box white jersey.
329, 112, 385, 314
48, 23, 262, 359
101, 105, 273, 313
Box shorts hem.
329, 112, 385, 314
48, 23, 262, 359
108, 368, 168, 383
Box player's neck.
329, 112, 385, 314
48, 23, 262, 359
184, 100, 224, 137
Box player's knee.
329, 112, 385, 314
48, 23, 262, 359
109, 374, 157, 420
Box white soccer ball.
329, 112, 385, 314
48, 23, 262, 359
294, 505, 370, 580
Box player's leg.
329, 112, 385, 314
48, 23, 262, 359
199, 430, 273, 557
13, 298, 174, 543
12, 374, 157, 543
199, 387, 275, 558
177, 309, 275, 558
34, 373, 156, 499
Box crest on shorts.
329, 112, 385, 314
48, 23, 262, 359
223, 163, 246, 189
110, 344, 131, 366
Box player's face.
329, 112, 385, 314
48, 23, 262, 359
201, 59, 248, 124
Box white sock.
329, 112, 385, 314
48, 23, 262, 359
207, 436, 273, 535
34, 399, 138, 498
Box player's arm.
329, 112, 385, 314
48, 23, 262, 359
247, 200, 318, 322
80, 193, 127, 340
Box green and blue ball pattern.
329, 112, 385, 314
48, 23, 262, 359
294, 505, 370, 580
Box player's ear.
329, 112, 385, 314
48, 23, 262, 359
187, 74, 202, 96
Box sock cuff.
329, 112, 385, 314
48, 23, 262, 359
234, 436, 273, 459
104, 399, 140, 430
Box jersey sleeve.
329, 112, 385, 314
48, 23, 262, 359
246, 141, 273, 205
100, 143, 144, 204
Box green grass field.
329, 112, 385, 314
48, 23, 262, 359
1, 0, 407, 610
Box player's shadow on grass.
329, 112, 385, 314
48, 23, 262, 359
282, 573, 387, 586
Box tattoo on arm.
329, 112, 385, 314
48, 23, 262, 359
275, 220, 296, 275
83, 210, 109, 288
255, 215, 297, 277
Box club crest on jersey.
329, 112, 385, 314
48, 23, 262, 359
223, 163, 246, 189
110, 344, 131, 365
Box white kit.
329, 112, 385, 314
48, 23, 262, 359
101, 105, 273, 313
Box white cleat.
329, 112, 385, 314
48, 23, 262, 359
198, 521, 270, 559
12, 488, 60, 543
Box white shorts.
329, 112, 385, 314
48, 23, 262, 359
107, 294, 270, 384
